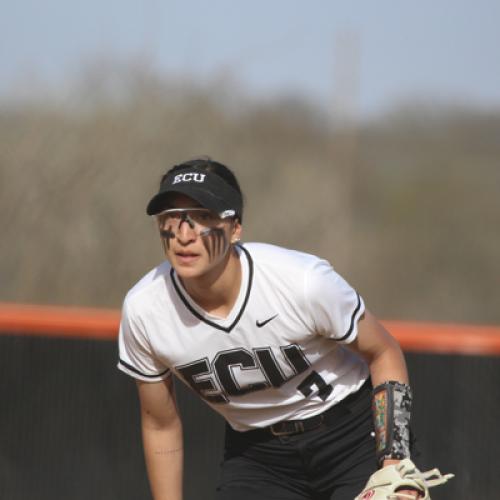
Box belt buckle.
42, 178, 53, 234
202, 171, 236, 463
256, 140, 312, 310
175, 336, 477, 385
270, 421, 302, 436
270, 417, 322, 437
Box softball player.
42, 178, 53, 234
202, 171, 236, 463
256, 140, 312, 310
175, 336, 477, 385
118, 158, 437, 499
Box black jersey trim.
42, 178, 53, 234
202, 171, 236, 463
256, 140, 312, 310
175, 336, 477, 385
337, 292, 362, 342
118, 358, 170, 379
170, 244, 254, 334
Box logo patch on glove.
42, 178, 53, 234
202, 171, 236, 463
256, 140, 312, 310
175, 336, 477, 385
360, 490, 375, 499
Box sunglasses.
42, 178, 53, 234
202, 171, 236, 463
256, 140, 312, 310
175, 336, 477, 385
154, 208, 231, 235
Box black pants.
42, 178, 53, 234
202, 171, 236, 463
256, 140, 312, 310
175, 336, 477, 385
215, 380, 377, 500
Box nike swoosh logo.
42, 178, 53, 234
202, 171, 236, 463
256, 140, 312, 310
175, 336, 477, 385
256, 314, 279, 328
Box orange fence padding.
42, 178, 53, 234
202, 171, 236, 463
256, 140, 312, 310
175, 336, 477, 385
0, 302, 499, 356
0, 302, 119, 340
382, 320, 500, 356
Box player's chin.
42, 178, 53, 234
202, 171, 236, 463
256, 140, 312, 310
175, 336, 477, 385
172, 260, 207, 279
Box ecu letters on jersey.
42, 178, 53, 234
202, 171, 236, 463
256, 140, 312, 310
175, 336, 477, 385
176, 344, 333, 403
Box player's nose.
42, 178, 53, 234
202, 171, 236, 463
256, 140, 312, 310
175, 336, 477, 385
177, 218, 197, 243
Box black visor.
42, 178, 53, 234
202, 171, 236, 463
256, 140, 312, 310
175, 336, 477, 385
146, 167, 242, 218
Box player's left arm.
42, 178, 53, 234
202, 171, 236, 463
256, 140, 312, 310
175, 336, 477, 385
347, 309, 412, 469
348, 309, 409, 388
348, 310, 423, 498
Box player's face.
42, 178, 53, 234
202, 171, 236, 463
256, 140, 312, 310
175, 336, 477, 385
156, 194, 241, 280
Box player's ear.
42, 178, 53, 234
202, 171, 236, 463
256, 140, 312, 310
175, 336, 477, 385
230, 219, 242, 244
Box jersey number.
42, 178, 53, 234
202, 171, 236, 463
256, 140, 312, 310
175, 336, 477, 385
176, 345, 332, 403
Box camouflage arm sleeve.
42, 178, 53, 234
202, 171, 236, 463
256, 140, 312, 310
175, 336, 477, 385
372, 381, 412, 466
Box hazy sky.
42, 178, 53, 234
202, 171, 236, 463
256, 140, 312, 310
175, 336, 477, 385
2, 0, 500, 116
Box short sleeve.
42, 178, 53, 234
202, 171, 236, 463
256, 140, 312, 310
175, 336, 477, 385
117, 299, 170, 382
304, 258, 365, 344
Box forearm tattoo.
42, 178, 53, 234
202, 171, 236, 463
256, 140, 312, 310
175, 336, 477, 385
372, 381, 412, 465
153, 446, 183, 456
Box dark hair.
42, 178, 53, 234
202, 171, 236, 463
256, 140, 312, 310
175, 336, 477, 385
160, 157, 244, 221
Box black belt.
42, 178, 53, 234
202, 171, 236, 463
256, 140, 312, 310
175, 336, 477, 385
268, 379, 371, 437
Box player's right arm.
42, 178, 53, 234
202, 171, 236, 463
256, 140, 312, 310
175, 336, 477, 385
136, 377, 183, 500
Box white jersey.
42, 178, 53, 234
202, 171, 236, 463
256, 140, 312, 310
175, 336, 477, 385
118, 243, 369, 431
